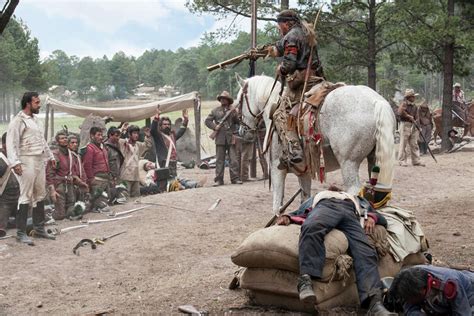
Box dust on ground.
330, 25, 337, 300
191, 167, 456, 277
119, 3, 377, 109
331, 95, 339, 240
0, 150, 473, 315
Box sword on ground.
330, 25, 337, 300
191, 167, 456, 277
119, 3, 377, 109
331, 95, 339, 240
413, 122, 438, 163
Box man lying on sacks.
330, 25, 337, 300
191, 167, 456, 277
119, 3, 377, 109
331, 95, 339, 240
276, 184, 395, 315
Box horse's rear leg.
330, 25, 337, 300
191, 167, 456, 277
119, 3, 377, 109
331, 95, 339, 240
340, 160, 362, 195
366, 147, 376, 179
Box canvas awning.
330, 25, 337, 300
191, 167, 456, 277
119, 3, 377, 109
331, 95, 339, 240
46, 91, 199, 122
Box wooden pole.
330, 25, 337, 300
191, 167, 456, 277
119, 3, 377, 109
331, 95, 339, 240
249, 0, 258, 178
44, 102, 50, 140
50, 108, 54, 141
194, 95, 201, 163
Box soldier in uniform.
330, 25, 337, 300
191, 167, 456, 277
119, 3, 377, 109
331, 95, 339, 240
6, 91, 56, 244
388, 265, 474, 315
417, 102, 433, 155
398, 89, 424, 167
205, 91, 242, 186
266, 9, 323, 168
0, 133, 20, 238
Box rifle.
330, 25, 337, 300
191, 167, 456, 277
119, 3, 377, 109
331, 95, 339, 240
209, 107, 237, 140
265, 187, 304, 227
207, 45, 271, 72
413, 122, 437, 163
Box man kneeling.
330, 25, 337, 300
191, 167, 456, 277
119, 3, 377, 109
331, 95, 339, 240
277, 186, 394, 315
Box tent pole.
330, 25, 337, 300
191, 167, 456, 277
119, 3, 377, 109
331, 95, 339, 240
50, 107, 54, 140
194, 96, 201, 163
44, 102, 50, 140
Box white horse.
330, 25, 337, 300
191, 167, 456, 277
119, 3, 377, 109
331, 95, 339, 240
236, 75, 396, 214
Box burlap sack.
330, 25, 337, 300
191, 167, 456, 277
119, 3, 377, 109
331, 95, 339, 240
240, 268, 355, 300
402, 251, 427, 266
231, 225, 349, 280
248, 285, 359, 313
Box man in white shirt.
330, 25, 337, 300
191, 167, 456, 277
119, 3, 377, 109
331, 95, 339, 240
6, 92, 56, 245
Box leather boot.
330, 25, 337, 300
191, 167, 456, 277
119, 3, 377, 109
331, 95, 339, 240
16, 204, 34, 245
32, 201, 56, 240
297, 274, 316, 305
288, 138, 304, 164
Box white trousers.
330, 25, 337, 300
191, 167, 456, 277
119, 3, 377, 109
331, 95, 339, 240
17, 155, 46, 206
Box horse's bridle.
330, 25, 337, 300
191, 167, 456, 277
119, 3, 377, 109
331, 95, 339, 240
238, 81, 265, 132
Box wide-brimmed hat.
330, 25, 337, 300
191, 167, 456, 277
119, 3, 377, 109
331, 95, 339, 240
217, 91, 234, 104
404, 89, 419, 98
453, 82, 461, 88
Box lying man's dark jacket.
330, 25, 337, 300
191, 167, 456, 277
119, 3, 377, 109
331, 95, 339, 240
284, 194, 387, 227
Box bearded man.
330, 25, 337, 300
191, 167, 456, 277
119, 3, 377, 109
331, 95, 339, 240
6, 92, 56, 244
265, 9, 324, 168
150, 108, 189, 178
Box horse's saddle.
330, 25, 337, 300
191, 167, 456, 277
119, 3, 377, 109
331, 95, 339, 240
304, 81, 346, 110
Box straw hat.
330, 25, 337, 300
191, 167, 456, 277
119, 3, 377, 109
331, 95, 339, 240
404, 89, 419, 98
217, 91, 234, 104
453, 82, 461, 88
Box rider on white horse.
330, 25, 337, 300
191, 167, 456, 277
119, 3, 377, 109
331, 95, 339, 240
265, 9, 324, 168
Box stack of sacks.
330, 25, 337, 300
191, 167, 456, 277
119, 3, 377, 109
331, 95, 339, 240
231, 224, 426, 313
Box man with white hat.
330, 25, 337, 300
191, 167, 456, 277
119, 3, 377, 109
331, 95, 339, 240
452, 83, 469, 127
397, 89, 424, 167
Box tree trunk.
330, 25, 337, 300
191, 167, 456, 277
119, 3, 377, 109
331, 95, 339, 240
0, 0, 19, 35
280, 0, 289, 10
441, 0, 455, 152
367, 0, 377, 90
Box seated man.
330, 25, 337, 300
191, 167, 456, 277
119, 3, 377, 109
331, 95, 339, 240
0, 132, 20, 237
277, 186, 394, 315
388, 265, 474, 315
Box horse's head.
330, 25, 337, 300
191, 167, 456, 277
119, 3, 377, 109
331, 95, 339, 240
235, 74, 279, 140
235, 73, 258, 140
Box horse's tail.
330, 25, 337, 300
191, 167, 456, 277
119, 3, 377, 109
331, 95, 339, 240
373, 100, 395, 186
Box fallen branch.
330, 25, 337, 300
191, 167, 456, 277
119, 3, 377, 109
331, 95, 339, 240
0, 235, 14, 240
207, 198, 221, 211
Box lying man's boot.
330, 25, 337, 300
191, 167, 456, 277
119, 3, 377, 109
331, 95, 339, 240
16, 204, 34, 246
32, 201, 56, 240
297, 274, 316, 304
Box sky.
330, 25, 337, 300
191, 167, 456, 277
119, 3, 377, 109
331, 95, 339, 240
14, 0, 258, 60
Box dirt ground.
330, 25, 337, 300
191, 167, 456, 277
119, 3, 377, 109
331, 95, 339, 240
0, 149, 473, 315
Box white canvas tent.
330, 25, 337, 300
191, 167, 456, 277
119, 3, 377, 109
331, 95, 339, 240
45, 92, 199, 122
44, 91, 202, 162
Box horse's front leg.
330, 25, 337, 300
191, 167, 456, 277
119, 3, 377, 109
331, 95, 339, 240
297, 173, 312, 203
271, 157, 287, 215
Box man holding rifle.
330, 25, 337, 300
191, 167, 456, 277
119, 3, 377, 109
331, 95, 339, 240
205, 91, 242, 186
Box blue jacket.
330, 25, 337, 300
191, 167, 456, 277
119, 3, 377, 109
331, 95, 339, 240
405, 265, 474, 316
